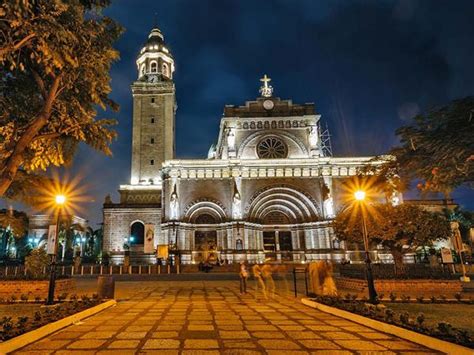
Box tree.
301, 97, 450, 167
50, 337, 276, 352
0, 207, 28, 259
333, 203, 451, 271
0, 0, 122, 199
384, 97, 474, 195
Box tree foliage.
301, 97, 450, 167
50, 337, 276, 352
0, 207, 28, 258
0, 0, 123, 198
378, 97, 474, 195
333, 203, 451, 268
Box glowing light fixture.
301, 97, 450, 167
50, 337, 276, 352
354, 190, 366, 201
55, 195, 66, 205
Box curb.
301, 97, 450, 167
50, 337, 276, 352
301, 298, 472, 355
0, 299, 116, 354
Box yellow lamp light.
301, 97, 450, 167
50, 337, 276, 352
354, 190, 366, 201
55, 195, 66, 205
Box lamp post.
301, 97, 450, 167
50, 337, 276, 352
46, 194, 66, 305
354, 190, 378, 304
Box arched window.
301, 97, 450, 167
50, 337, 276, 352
162, 63, 169, 77
130, 222, 144, 244
140, 64, 145, 76
150, 61, 157, 73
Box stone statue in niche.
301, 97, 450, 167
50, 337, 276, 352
170, 187, 179, 220
104, 194, 112, 204
309, 125, 318, 147
227, 128, 235, 150
323, 192, 335, 218
232, 191, 242, 219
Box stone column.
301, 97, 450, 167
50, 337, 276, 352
275, 230, 281, 261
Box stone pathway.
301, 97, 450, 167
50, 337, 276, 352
14, 281, 441, 354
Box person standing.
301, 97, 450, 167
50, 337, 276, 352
239, 261, 249, 294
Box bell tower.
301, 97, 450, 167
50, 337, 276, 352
130, 26, 176, 185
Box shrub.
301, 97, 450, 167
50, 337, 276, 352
389, 292, 397, 302
430, 296, 437, 303
24, 247, 49, 278
438, 321, 452, 335
399, 311, 410, 325
454, 293, 462, 302
384, 308, 395, 323
378, 293, 384, 300
34, 296, 41, 303
33, 311, 42, 322
416, 295, 424, 303
20, 294, 28, 302
440, 295, 447, 302
416, 313, 425, 327
58, 293, 68, 302
9, 295, 17, 303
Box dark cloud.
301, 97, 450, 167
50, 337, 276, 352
13, 0, 473, 224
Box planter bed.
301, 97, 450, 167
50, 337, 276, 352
307, 294, 473, 350
335, 277, 463, 297
0, 296, 102, 342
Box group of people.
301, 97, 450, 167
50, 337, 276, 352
239, 261, 281, 299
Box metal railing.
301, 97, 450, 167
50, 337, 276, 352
0, 264, 181, 277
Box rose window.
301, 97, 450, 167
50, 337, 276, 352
257, 137, 288, 159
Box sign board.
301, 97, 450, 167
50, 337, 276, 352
47, 225, 57, 255
441, 247, 453, 264
157, 245, 168, 259
144, 224, 155, 253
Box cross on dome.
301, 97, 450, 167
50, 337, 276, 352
259, 74, 273, 97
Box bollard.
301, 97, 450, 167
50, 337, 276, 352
109, 265, 112, 275
139, 265, 142, 274
97, 275, 115, 299
167, 264, 170, 274
120, 266, 122, 275
81, 266, 84, 275
100, 265, 103, 275
148, 265, 151, 274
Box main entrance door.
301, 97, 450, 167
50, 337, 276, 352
263, 231, 276, 261
194, 231, 217, 263
279, 231, 293, 261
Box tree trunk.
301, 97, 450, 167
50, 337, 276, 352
391, 250, 405, 275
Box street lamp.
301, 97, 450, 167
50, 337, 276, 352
354, 190, 378, 304
46, 194, 66, 305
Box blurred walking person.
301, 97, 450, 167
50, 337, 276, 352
252, 264, 268, 300
239, 261, 249, 294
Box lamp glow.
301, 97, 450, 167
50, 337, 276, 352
354, 190, 366, 201
55, 195, 66, 205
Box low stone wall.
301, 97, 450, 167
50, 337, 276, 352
335, 277, 463, 297
0, 278, 76, 299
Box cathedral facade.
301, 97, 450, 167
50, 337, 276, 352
102, 26, 380, 265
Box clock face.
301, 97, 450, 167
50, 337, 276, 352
263, 100, 274, 110
148, 74, 158, 83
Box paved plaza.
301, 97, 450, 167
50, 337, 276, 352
14, 281, 440, 354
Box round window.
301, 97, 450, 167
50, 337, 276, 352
257, 137, 288, 159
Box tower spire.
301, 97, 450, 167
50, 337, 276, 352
153, 12, 158, 29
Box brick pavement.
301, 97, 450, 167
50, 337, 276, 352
14, 281, 441, 354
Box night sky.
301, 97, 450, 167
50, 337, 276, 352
37, 0, 474, 226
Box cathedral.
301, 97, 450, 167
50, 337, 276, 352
102, 26, 381, 265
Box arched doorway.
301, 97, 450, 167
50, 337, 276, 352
130, 221, 144, 245
194, 213, 217, 263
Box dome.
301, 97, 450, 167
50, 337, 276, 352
136, 26, 175, 80
138, 27, 173, 59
